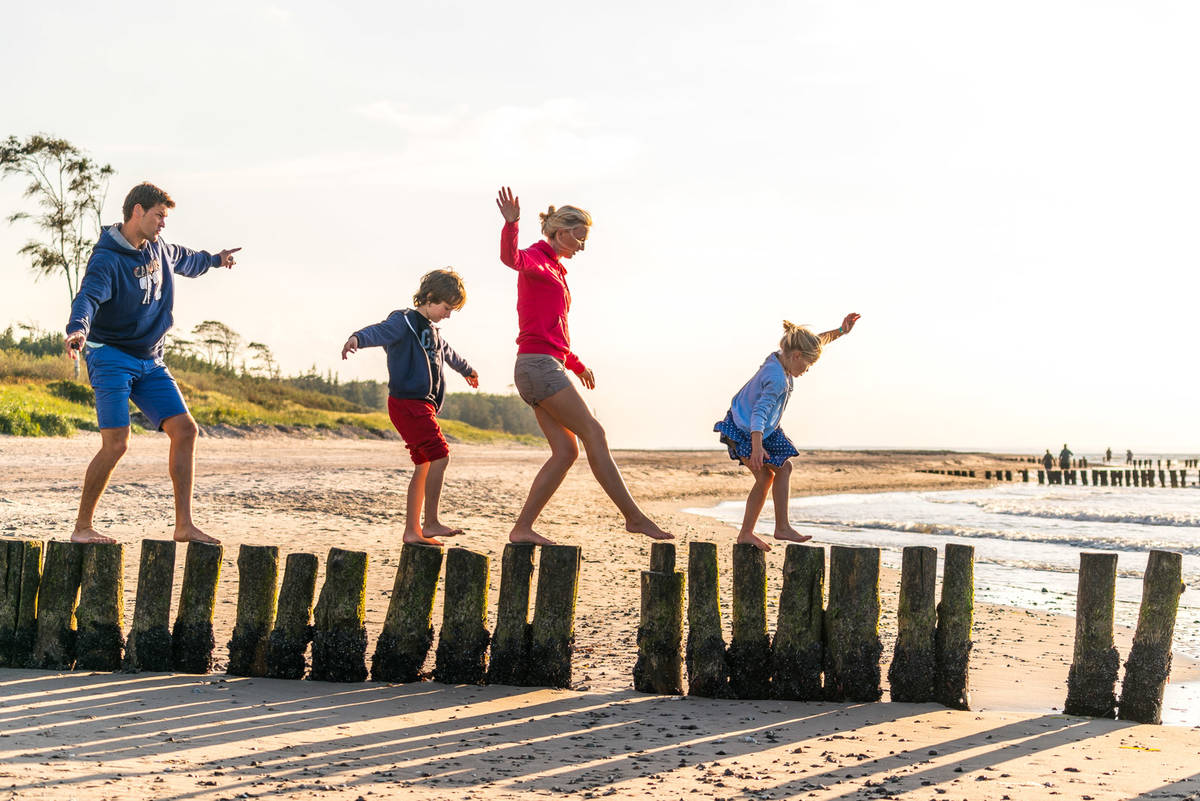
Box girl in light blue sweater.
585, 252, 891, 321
714, 313, 860, 551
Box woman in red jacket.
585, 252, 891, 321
497, 186, 672, 546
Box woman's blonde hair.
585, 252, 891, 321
780, 320, 822, 362
540, 204, 592, 237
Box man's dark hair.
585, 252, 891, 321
413, 268, 466, 310
122, 182, 175, 222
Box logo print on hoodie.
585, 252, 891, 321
133, 258, 162, 304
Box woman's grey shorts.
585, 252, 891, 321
514, 354, 572, 407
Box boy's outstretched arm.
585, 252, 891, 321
442, 341, 479, 387
818, 312, 861, 345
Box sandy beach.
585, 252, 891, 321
1, 433, 1198, 801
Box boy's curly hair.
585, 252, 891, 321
413, 268, 466, 310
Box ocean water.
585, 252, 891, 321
686, 483, 1200, 725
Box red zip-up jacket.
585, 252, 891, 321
500, 220, 586, 375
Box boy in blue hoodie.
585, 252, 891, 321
341, 269, 479, 546
64, 182, 241, 545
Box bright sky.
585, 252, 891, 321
1, 1, 1197, 451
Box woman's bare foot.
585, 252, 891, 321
422, 522, 463, 538
737, 531, 772, 551
773, 526, 813, 544
402, 530, 444, 547
625, 517, 674, 541
509, 527, 556, 546
174, 524, 220, 544
71, 527, 116, 545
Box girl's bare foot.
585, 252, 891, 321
773, 526, 813, 544
625, 517, 674, 541
737, 531, 772, 551
71, 527, 117, 545
509, 527, 556, 546
422, 523, 463, 538
174, 524, 220, 544
402, 530, 444, 547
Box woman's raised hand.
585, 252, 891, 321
841, 312, 861, 333
496, 187, 520, 223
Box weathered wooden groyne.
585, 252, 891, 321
918, 466, 1198, 488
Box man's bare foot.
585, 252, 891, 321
737, 531, 772, 551
173, 524, 220, 545
509, 527, 556, 546
422, 522, 463, 538
71, 527, 117, 545
626, 517, 674, 541
402, 530, 444, 547
773, 526, 813, 544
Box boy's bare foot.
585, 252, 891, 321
626, 517, 674, 541
737, 531, 772, 551
422, 523, 463, 538
71, 527, 117, 545
403, 530, 444, 547
773, 527, 813, 544
509, 527, 556, 546
174, 524, 220, 545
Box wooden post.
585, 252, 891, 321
0, 541, 32, 667
934, 543, 974, 710
633, 543, 685, 695
485, 542, 535, 685
686, 541, 728, 697
123, 540, 175, 672
1022, 469, 1029, 482
824, 545, 882, 702
525, 544, 581, 688
1080, 470, 1089, 486
1064, 553, 1119, 718
372, 543, 443, 683
227, 545, 280, 677
1100, 471, 1109, 486
171, 542, 222, 674
1118, 550, 1185, 724
265, 552, 318, 679
32, 540, 84, 669
310, 547, 368, 682
770, 544, 824, 701
728, 544, 771, 699
889, 545, 938, 703
75, 543, 125, 671
1038, 470, 1045, 484
10, 541, 42, 667
433, 547, 491, 685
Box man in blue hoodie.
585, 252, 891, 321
64, 182, 240, 545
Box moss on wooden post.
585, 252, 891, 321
934, 542, 974, 710
770, 544, 825, 701
371, 543, 442, 683
825, 545, 882, 702
310, 547, 368, 682
728, 544, 771, 699
266, 552, 318, 679
633, 543, 684, 695
123, 540, 175, 672
32, 540, 84, 669
888, 546, 938, 702
1118, 550, 1185, 724
75, 543, 125, 671
485, 542, 535, 685
686, 541, 728, 697
1064, 552, 1119, 718
434, 548, 490, 685
525, 544, 581, 688
11, 540, 42, 667
227, 545, 280, 677
171, 542, 222, 674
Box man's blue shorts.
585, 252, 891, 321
84, 344, 189, 430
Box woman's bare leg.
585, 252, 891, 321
534, 385, 672, 540
510, 406, 579, 545
769, 460, 810, 543
738, 465, 774, 551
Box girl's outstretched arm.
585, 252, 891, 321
818, 312, 861, 345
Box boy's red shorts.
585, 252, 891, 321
387, 397, 450, 465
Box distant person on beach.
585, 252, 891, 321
1042, 450, 1054, 472
341, 269, 479, 546
1059, 444, 1073, 471
1127, 449, 1133, 464
714, 315, 860, 551
1105, 447, 1112, 463
64, 182, 241, 545
495, 186, 671, 546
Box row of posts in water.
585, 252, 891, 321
917, 467, 1197, 488
1020, 458, 1198, 470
